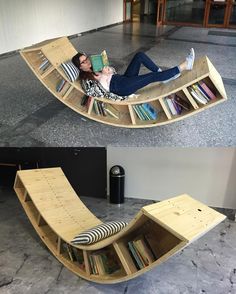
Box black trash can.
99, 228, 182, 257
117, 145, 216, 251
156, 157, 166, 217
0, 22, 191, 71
109, 165, 125, 204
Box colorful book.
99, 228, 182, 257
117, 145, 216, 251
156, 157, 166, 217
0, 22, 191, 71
93, 255, 106, 275
93, 100, 100, 115
90, 50, 109, 72
102, 251, 120, 274
199, 81, 216, 100
128, 241, 144, 270
190, 89, 207, 105
137, 105, 150, 120
194, 84, 210, 102
141, 103, 158, 120
56, 79, 66, 92
39, 59, 51, 72
89, 255, 97, 274
72, 248, 85, 270
104, 104, 119, 119
191, 85, 209, 104
174, 95, 191, 111
80, 95, 89, 106
165, 97, 178, 115
60, 82, 71, 97
65, 244, 76, 262
97, 101, 103, 115
133, 237, 155, 266
39, 59, 49, 70
171, 97, 182, 115
133, 105, 144, 120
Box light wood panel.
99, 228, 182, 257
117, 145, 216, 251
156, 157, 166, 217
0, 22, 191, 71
20, 37, 227, 128
14, 167, 226, 284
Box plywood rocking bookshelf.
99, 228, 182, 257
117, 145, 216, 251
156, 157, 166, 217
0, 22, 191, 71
20, 37, 227, 128
14, 167, 226, 284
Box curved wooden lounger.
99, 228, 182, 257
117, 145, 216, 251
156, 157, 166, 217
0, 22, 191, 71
20, 37, 227, 128
14, 167, 226, 284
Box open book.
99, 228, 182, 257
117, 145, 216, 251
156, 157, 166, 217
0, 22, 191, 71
90, 50, 109, 72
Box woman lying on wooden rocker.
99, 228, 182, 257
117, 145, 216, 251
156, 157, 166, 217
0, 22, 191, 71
72, 49, 195, 101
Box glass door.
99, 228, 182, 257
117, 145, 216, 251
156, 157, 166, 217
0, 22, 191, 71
228, 0, 236, 27
164, 0, 207, 25
206, 0, 231, 27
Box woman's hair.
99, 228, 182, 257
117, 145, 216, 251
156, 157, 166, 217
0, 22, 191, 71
72, 52, 96, 81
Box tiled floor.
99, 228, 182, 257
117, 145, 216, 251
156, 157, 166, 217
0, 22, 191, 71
0, 188, 235, 294
0, 24, 236, 147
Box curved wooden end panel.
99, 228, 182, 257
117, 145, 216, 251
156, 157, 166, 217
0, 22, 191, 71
14, 168, 226, 284
20, 37, 227, 128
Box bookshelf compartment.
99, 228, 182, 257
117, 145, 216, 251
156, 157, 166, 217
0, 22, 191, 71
24, 201, 39, 222
39, 224, 58, 250
14, 177, 26, 201
186, 77, 224, 110
117, 217, 182, 272
66, 89, 88, 113
91, 103, 132, 126
60, 241, 86, 272
88, 245, 126, 279
22, 50, 52, 76
199, 77, 224, 102
164, 90, 196, 120
43, 70, 64, 95
133, 100, 170, 126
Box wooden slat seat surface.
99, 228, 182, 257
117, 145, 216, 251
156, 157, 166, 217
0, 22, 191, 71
17, 168, 102, 242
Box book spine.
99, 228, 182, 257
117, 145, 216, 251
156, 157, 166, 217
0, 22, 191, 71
142, 103, 157, 120
56, 79, 66, 92
128, 242, 144, 270
190, 89, 207, 105
104, 105, 119, 119
133, 105, 143, 120
191, 85, 208, 103
93, 100, 100, 115
199, 82, 216, 100
166, 97, 177, 115
171, 98, 182, 114
138, 105, 151, 120
195, 84, 210, 101
137, 105, 148, 120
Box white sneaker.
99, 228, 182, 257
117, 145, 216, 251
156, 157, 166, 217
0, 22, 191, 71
186, 48, 195, 70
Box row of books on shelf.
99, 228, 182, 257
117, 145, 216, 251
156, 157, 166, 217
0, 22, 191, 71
128, 235, 156, 270
62, 241, 121, 275
92, 100, 120, 119
132, 103, 158, 121
164, 81, 217, 116
89, 249, 120, 275
62, 243, 85, 271
164, 94, 191, 116
56, 79, 72, 97
38, 57, 52, 73
188, 81, 216, 105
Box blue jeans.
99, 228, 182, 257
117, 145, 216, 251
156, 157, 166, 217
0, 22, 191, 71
109, 52, 181, 96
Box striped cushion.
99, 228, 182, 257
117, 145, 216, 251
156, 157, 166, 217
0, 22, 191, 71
71, 221, 128, 245
61, 61, 80, 82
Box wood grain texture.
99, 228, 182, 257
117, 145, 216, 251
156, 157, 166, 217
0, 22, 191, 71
14, 167, 226, 284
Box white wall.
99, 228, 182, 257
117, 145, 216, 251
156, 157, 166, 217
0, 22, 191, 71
0, 0, 123, 54
107, 147, 236, 209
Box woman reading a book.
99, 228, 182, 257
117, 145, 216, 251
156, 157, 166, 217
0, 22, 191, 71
72, 49, 195, 100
